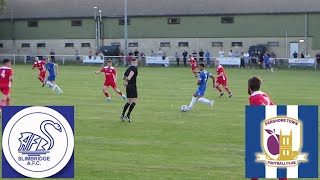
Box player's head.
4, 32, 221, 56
248, 76, 262, 95
107, 59, 112, 67
3, 59, 11, 67
35, 57, 39, 62
215, 60, 220, 66
199, 63, 205, 71
189, 55, 192, 58
131, 58, 138, 66
44, 57, 50, 62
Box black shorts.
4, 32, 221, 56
126, 84, 138, 98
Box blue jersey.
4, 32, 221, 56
198, 70, 211, 89
46, 62, 55, 76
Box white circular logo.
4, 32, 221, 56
2, 106, 74, 178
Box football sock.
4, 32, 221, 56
198, 98, 211, 105
104, 91, 110, 97
116, 90, 123, 96
188, 96, 197, 109
216, 86, 223, 93
38, 77, 44, 83
224, 86, 232, 94
46, 81, 54, 88
6, 98, 10, 106
126, 102, 136, 118
122, 103, 130, 116
0, 99, 5, 109
55, 85, 63, 93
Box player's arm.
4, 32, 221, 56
209, 74, 215, 85
32, 63, 36, 70
124, 71, 135, 85
54, 64, 59, 76
216, 72, 224, 78
95, 68, 104, 74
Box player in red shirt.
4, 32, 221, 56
0, 59, 13, 111
32, 57, 46, 86
248, 76, 273, 105
189, 55, 198, 77
214, 60, 232, 98
95, 60, 126, 102
248, 77, 287, 180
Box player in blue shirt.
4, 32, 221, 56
187, 63, 215, 111
263, 53, 274, 72
44, 58, 63, 94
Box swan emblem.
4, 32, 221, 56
18, 120, 62, 156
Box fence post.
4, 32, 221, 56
63, 57, 65, 65
13, 54, 16, 65
24, 55, 27, 64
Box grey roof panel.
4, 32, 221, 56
0, 0, 319, 19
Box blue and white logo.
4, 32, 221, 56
2, 106, 74, 178
245, 105, 318, 178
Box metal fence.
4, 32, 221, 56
0, 54, 318, 70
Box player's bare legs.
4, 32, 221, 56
0, 94, 8, 110
215, 83, 224, 97
113, 87, 127, 100
5, 94, 10, 106
102, 86, 111, 101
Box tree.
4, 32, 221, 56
0, 0, 6, 10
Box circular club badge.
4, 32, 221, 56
2, 106, 74, 178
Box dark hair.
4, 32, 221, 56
248, 76, 261, 92
131, 58, 137, 61
3, 59, 11, 64
199, 63, 205, 67
107, 59, 112, 62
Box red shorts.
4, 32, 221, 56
216, 78, 227, 86
104, 81, 117, 88
191, 66, 196, 71
0, 87, 10, 95
39, 72, 46, 79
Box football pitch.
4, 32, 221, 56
1, 65, 319, 180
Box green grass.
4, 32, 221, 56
1, 65, 319, 180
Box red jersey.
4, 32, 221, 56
33, 60, 46, 72
0, 66, 13, 88
190, 58, 197, 67
100, 66, 117, 82
216, 65, 227, 80
249, 91, 274, 105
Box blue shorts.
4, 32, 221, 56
265, 63, 271, 68
195, 87, 206, 97
47, 75, 56, 81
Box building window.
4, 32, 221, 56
28, 21, 38, 27
267, 42, 279, 47
119, 18, 131, 25
221, 17, 234, 24
71, 20, 82, 26
37, 43, 46, 48
111, 42, 121, 46
160, 42, 170, 47
168, 18, 180, 24
178, 42, 189, 47
0, 43, 3, 48
81, 43, 91, 47
65, 43, 74, 47
212, 42, 223, 47
21, 43, 30, 48
231, 42, 242, 47
128, 42, 138, 47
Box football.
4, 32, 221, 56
181, 105, 188, 112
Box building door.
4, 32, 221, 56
290, 42, 299, 58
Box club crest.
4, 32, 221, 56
256, 116, 307, 167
